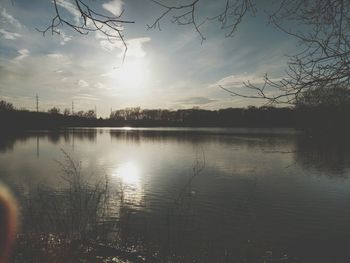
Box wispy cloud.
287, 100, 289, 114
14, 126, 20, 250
0, 6, 22, 40
47, 53, 64, 59
0, 28, 21, 40
59, 31, 72, 45
55, 0, 81, 23
98, 36, 151, 58
78, 79, 89, 88
94, 82, 111, 90
174, 97, 217, 106
102, 0, 124, 16
0, 7, 22, 28
215, 72, 283, 91
14, 49, 29, 60
216, 73, 266, 88
73, 94, 99, 101
47, 53, 71, 65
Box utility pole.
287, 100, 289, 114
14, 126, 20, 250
36, 93, 39, 112
72, 101, 74, 115
95, 105, 97, 118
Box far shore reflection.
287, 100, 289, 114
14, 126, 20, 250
1, 128, 349, 175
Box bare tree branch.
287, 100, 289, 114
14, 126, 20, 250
37, 0, 134, 62
207, 0, 256, 37
147, 0, 256, 42
221, 0, 350, 105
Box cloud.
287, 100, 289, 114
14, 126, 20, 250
55, 0, 81, 23
98, 37, 151, 58
47, 53, 64, 59
216, 73, 265, 88
175, 97, 217, 105
102, 0, 124, 16
78, 79, 89, 88
125, 37, 151, 58
94, 82, 111, 90
0, 8, 22, 28
0, 7, 22, 40
47, 53, 71, 65
14, 49, 29, 60
59, 31, 72, 45
0, 28, 21, 40
98, 39, 119, 51
100, 71, 113, 77
0, 45, 107, 112
73, 94, 99, 101
209, 72, 286, 106
215, 73, 282, 90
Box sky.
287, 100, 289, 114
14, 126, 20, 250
0, 0, 298, 117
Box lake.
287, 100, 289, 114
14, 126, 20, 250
1, 128, 350, 262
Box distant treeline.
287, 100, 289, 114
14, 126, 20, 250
109, 106, 350, 131
1, 100, 350, 132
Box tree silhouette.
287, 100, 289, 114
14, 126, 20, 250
295, 84, 350, 108
83, 109, 96, 119
222, 0, 350, 104
48, 107, 61, 114
0, 101, 14, 112
63, 108, 71, 116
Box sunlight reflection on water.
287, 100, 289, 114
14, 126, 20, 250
115, 161, 140, 186
112, 161, 143, 206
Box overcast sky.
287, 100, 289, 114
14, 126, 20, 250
0, 0, 298, 117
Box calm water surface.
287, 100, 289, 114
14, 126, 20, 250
1, 128, 350, 262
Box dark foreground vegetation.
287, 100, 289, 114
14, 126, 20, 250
1, 100, 350, 132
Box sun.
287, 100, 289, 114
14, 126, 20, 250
114, 59, 150, 95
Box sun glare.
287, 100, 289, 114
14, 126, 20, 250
111, 161, 143, 206
116, 161, 141, 186
114, 59, 150, 95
